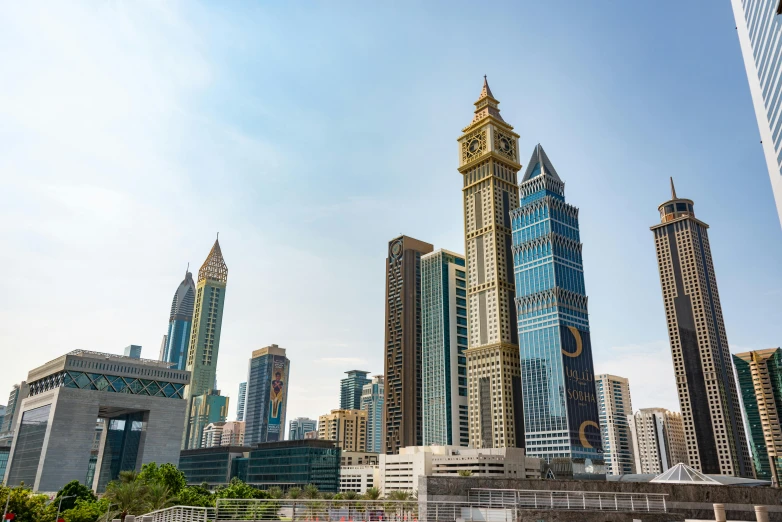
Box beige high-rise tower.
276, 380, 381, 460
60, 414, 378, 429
457, 78, 523, 449
650, 180, 751, 477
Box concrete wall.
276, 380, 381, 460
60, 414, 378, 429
419, 476, 782, 522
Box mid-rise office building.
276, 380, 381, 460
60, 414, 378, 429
179, 445, 250, 487
123, 345, 142, 359
421, 249, 469, 447
596, 374, 634, 475
733, 348, 782, 483
186, 390, 229, 449
244, 440, 340, 492
384, 235, 433, 454
512, 144, 602, 463
162, 269, 196, 371
628, 408, 689, 475
289, 417, 318, 441
202, 422, 226, 448
3, 350, 190, 492
361, 375, 384, 453
236, 381, 247, 421
341, 370, 371, 410
651, 181, 752, 477
731, 0, 782, 227
340, 465, 377, 494
318, 409, 367, 452
221, 420, 245, 446
183, 239, 228, 449
456, 79, 523, 449
245, 345, 290, 445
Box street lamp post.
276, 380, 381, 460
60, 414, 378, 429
103, 502, 117, 522
2, 493, 9, 521
55, 495, 76, 522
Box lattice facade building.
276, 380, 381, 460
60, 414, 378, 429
457, 79, 523, 449
650, 181, 752, 477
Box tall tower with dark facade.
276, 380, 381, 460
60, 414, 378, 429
512, 144, 602, 466
383, 235, 433, 454
456, 78, 523, 449
651, 180, 752, 477
162, 269, 196, 371
245, 344, 290, 445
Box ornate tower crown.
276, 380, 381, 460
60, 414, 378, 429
198, 237, 228, 283
458, 77, 521, 171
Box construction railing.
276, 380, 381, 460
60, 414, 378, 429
469, 488, 668, 513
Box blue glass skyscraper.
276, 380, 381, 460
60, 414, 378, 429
162, 270, 195, 371
511, 144, 603, 466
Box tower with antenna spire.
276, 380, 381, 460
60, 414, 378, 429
162, 267, 196, 370
457, 77, 524, 449
651, 182, 752, 477
182, 236, 229, 449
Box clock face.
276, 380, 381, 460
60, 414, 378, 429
468, 139, 480, 153
499, 137, 511, 152
391, 241, 403, 259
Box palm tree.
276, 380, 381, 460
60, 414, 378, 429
287, 487, 302, 499
302, 484, 320, 499
103, 479, 149, 519
363, 487, 381, 501
118, 470, 139, 484
267, 486, 284, 499
342, 491, 359, 501
145, 482, 176, 512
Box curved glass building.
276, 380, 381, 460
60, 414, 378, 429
162, 270, 196, 371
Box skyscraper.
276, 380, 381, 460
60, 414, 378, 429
512, 144, 602, 463
595, 374, 634, 475
236, 382, 247, 422
361, 375, 384, 453
182, 239, 228, 450
162, 269, 196, 371
245, 345, 290, 445
123, 345, 141, 359
651, 180, 752, 477
456, 78, 523, 449
733, 348, 782, 483
289, 417, 318, 441
318, 409, 367, 452
421, 249, 469, 447
384, 235, 433, 454
628, 408, 689, 475
731, 0, 782, 227
341, 370, 371, 410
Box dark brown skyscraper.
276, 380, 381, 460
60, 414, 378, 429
383, 235, 433, 454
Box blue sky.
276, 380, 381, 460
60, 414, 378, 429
1, 2, 780, 423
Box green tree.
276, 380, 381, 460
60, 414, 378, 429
145, 482, 176, 512
457, 469, 473, 477
54, 480, 97, 512
362, 487, 381, 500
342, 491, 359, 501
302, 484, 319, 499
61, 498, 109, 522
117, 470, 139, 484
215, 478, 268, 500
267, 486, 284, 499
287, 487, 302, 499
103, 478, 149, 519
138, 462, 187, 495
177, 484, 214, 508
0, 485, 48, 522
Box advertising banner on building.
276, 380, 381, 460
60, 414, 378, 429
559, 325, 603, 453
267, 355, 289, 441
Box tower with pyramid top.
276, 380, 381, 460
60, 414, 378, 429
182, 237, 229, 449
511, 144, 604, 468
457, 78, 524, 449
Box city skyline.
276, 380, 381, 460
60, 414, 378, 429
2, 2, 781, 427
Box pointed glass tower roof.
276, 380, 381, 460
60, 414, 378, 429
198, 237, 228, 284
521, 144, 561, 183
650, 463, 722, 485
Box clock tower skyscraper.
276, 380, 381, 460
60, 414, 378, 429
457, 78, 524, 449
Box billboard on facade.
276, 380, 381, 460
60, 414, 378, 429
267, 355, 289, 441
559, 325, 603, 453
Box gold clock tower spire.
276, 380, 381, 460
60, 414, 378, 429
457, 78, 524, 449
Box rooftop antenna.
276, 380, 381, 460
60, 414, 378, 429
670, 177, 677, 199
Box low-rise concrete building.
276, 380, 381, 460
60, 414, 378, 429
379, 446, 542, 494
339, 464, 378, 494
3, 350, 190, 492
341, 451, 378, 466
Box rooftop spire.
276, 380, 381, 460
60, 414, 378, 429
521, 143, 561, 183
670, 177, 677, 199
198, 237, 228, 284
469, 75, 505, 126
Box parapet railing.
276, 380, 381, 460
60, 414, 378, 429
469, 488, 668, 513
141, 505, 214, 522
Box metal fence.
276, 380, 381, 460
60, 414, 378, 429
142, 505, 214, 522
469, 488, 668, 513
